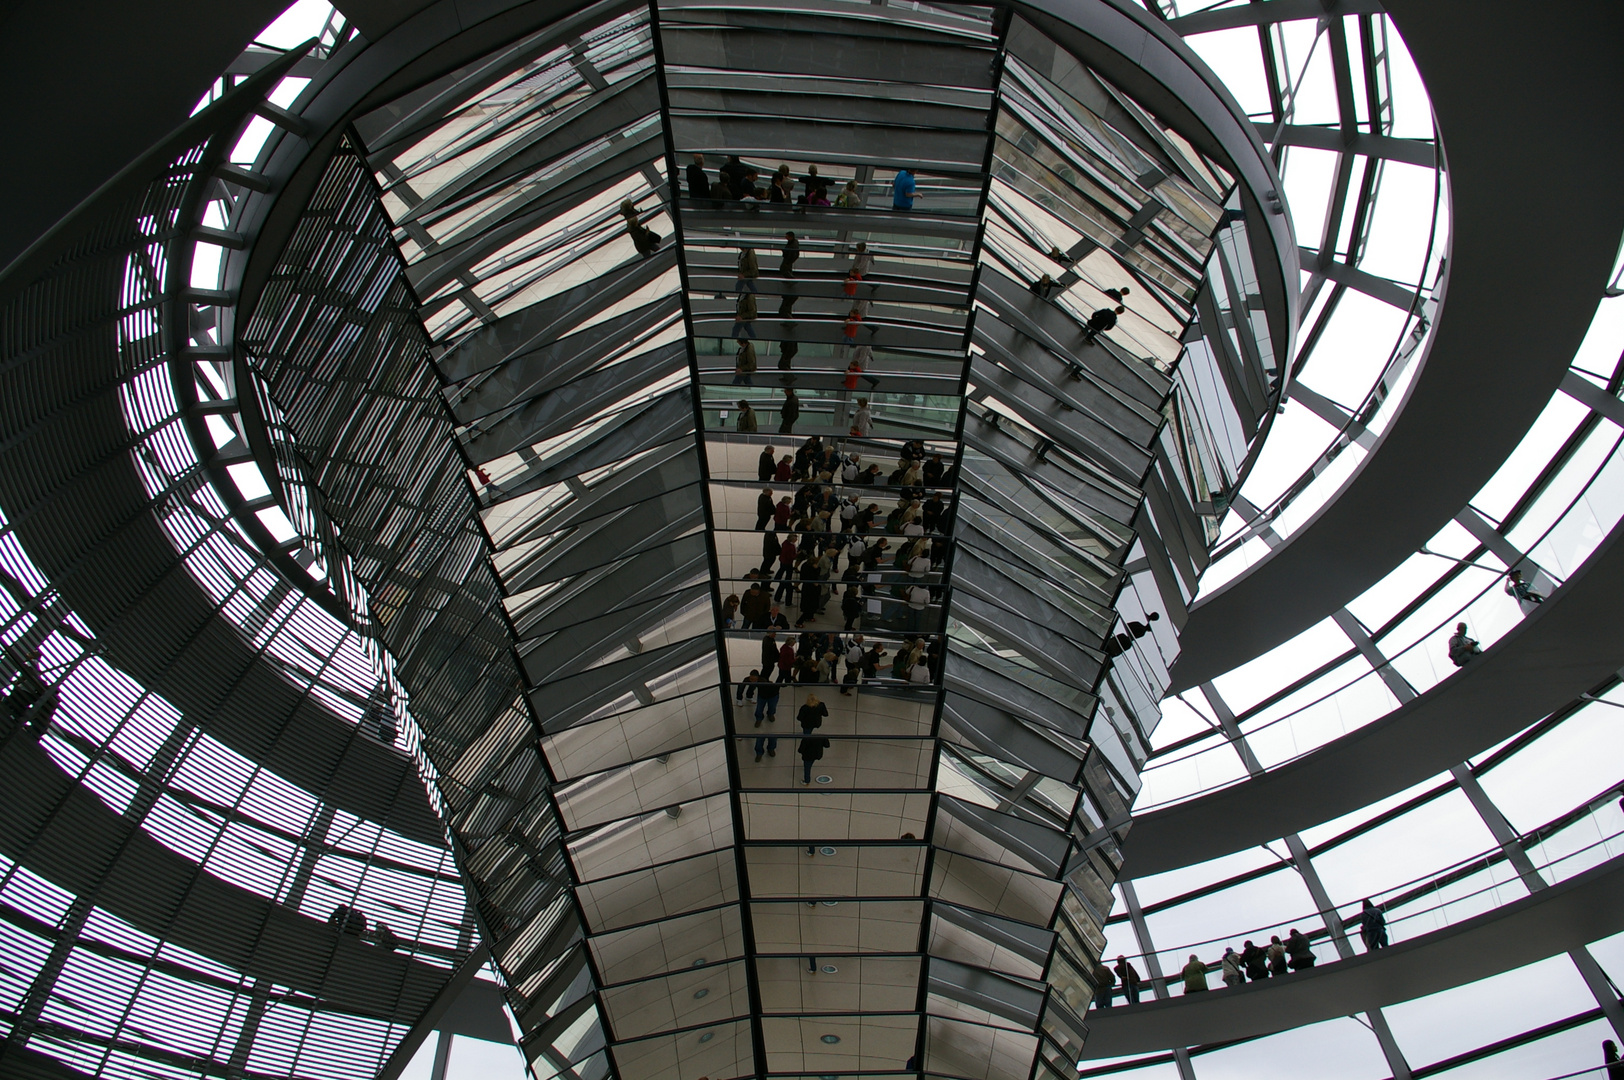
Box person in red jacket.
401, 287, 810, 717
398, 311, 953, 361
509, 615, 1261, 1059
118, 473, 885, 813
773, 534, 798, 602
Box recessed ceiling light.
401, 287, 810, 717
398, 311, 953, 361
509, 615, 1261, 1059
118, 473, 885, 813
819, 846, 837, 856
698, 1032, 714, 1044
820, 964, 839, 974
816, 774, 833, 784
692, 958, 706, 967
693, 988, 709, 999
820, 1034, 841, 1044
820, 900, 839, 906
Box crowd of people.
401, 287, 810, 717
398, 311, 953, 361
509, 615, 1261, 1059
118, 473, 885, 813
1097, 903, 1391, 1007
326, 903, 400, 951
724, 232, 884, 402
691, 159, 919, 400
686, 155, 922, 212
721, 435, 953, 632
737, 629, 940, 778
739, 626, 942, 699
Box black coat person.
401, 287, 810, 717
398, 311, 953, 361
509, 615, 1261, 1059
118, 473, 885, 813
686, 155, 709, 200
1094, 962, 1115, 1009
1082, 303, 1124, 343
720, 155, 751, 197
1104, 612, 1160, 656
1285, 928, 1316, 970
1240, 940, 1268, 980
1114, 956, 1142, 1003
1355, 899, 1388, 950
798, 735, 829, 784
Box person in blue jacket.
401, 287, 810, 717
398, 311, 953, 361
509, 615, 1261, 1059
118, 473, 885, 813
892, 168, 919, 211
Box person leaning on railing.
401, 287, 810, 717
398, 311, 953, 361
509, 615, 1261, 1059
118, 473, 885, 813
1505, 567, 1546, 604
1115, 955, 1143, 1003
1182, 954, 1209, 994
1447, 621, 1483, 667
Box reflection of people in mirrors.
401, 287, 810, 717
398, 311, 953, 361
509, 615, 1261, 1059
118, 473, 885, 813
1103, 612, 1160, 657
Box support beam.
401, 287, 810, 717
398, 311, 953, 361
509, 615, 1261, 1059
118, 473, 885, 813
1169, 0, 1386, 35
1256, 122, 1438, 168
376, 946, 494, 1080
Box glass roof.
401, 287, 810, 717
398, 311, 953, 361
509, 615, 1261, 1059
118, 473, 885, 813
20, 0, 1623, 1079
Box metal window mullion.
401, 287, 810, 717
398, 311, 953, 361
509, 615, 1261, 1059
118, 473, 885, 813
1118, 879, 1195, 1080
1447, 762, 1624, 1040
2, 718, 195, 1052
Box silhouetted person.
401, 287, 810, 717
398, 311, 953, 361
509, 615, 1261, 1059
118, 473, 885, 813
1182, 954, 1208, 994
1104, 611, 1160, 656
5, 646, 56, 737
721, 155, 750, 197
1266, 935, 1288, 977
1505, 567, 1545, 604
1094, 961, 1115, 1009
780, 231, 800, 277
1285, 928, 1315, 970
329, 904, 367, 937
1605, 1039, 1624, 1080
1356, 899, 1388, 951
1115, 955, 1142, 1003
758, 445, 777, 482
1081, 301, 1125, 344
686, 154, 709, 201
1029, 273, 1056, 299
620, 200, 660, 258
1447, 621, 1482, 667
1240, 940, 1268, 981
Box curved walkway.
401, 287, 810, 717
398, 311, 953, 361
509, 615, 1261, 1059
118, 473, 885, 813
1082, 852, 1624, 1058
1168, 0, 1624, 693
0, 727, 454, 1024
1125, 513, 1624, 878
0, 283, 441, 846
